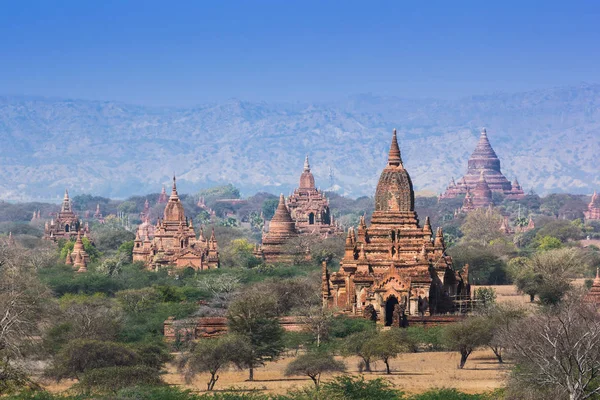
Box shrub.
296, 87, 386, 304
320, 375, 402, 400
408, 388, 494, 399
405, 326, 445, 351
47, 339, 138, 381
329, 315, 376, 339
77, 365, 162, 392
284, 351, 346, 388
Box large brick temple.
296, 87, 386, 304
286, 155, 343, 237
322, 130, 470, 325
441, 128, 525, 200
133, 177, 219, 271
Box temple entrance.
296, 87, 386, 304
65, 224, 70, 232
308, 213, 315, 225
385, 296, 399, 326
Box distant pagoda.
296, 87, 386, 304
255, 194, 300, 263
157, 185, 168, 204
286, 155, 343, 237
584, 191, 600, 221
441, 128, 524, 200
133, 177, 219, 270
44, 189, 89, 242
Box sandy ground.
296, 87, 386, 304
43, 285, 532, 395
162, 349, 508, 395
472, 284, 533, 305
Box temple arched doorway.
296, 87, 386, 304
385, 295, 399, 326
308, 213, 315, 225
65, 224, 70, 232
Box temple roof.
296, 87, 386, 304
470, 128, 499, 162
299, 155, 316, 189
61, 189, 72, 213
374, 129, 414, 212
268, 194, 296, 234
163, 176, 186, 222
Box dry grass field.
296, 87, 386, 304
43, 285, 534, 396
163, 349, 509, 395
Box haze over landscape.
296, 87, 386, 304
0, 83, 599, 200
1, 2, 599, 201
3, 3, 600, 400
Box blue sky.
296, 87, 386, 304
1, 1, 599, 106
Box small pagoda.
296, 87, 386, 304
65, 230, 90, 273
255, 194, 299, 263
585, 268, 600, 306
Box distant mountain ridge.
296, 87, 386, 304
0, 84, 599, 201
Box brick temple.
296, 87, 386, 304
133, 177, 219, 271
322, 130, 470, 326
441, 128, 525, 200
65, 230, 90, 273
255, 194, 299, 263
286, 155, 342, 237
44, 189, 90, 242
584, 191, 600, 221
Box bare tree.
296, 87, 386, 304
0, 244, 54, 360
500, 295, 600, 400
299, 305, 334, 347
0, 244, 54, 393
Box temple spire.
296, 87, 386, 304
61, 189, 71, 212
304, 155, 310, 172
387, 129, 403, 167
167, 176, 181, 203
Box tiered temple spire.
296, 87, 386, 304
133, 176, 219, 270
440, 128, 525, 202
323, 129, 469, 324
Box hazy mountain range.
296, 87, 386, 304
0, 83, 599, 202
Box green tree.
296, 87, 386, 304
284, 350, 346, 389
262, 198, 279, 220
443, 317, 492, 369
473, 287, 497, 307
227, 288, 284, 381
370, 329, 410, 374
55, 294, 122, 344
344, 331, 378, 372
536, 235, 563, 251
48, 339, 139, 381
77, 365, 162, 393
117, 201, 137, 214
116, 287, 161, 314
480, 303, 526, 363
118, 240, 134, 262
182, 335, 249, 391
511, 248, 584, 305
460, 208, 504, 246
